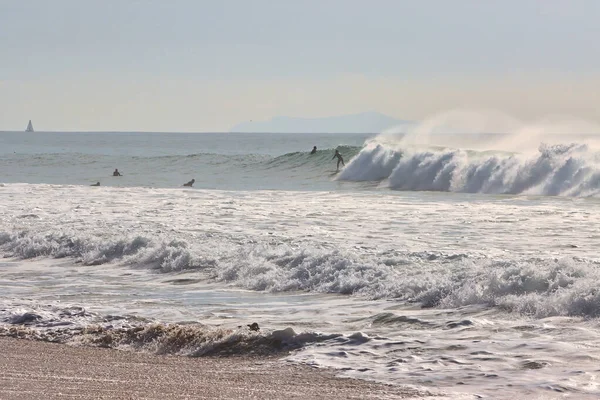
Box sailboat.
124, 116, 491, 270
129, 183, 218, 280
26, 120, 34, 132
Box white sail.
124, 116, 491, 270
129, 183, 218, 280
26, 120, 34, 132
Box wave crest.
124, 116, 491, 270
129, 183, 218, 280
0, 231, 213, 272
3, 230, 600, 318
339, 142, 600, 196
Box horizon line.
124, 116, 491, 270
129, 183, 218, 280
0, 130, 385, 134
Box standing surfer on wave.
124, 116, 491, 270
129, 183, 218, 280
332, 149, 345, 171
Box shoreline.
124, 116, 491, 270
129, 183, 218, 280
0, 337, 430, 399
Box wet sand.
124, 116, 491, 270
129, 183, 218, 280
0, 337, 429, 399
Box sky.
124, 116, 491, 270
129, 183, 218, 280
1, 0, 600, 132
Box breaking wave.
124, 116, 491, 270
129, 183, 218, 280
0, 231, 213, 272
338, 143, 600, 196
0, 304, 341, 357
2, 230, 600, 318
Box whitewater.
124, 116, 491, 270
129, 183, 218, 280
1, 127, 600, 399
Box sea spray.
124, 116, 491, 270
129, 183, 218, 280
339, 143, 600, 196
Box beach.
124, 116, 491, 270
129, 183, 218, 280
3, 0, 599, 397
0, 337, 426, 400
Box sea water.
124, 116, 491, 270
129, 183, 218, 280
0, 132, 368, 190
1, 130, 600, 399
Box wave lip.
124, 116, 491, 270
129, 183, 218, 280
338, 142, 600, 197
337, 144, 401, 181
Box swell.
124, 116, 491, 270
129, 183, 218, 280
3, 146, 362, 171
0, 146, 363, 189
338, 143, 600, 197
2, 230, 600, 319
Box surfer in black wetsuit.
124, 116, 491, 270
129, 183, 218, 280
91, 182, 100, 186
113, 169, 122, 176
332, 149, 345, 171
183, 179, 195, 187
311, 146, 317, 154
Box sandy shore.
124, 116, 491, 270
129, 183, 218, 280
0, 337, 429, 399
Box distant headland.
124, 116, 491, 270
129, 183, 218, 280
230, 112, 409, 133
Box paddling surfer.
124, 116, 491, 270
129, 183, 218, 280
183, 179, 195, 187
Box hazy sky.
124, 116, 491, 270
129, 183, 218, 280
1, 0, 599, 131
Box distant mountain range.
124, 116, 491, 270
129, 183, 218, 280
230, 112, 409, 133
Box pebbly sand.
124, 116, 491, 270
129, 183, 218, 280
0, 337, 431, 399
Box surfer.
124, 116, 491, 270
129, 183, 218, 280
113, 169, 122, 176
332, 149, 345, 171
183, 179, 195, 187
91, 182, 100, 186
311, 146, 317, 154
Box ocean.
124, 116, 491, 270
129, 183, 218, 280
1, 130, 600, 399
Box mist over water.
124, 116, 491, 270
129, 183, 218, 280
340, 110, 600, 197
381, 109, 600, 151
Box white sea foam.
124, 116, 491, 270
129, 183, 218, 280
341, 111, 600, 197
3, 229, 600, 319
2, 184, 600, 398
0, 185, 598, 319
339, 142, 600, 196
